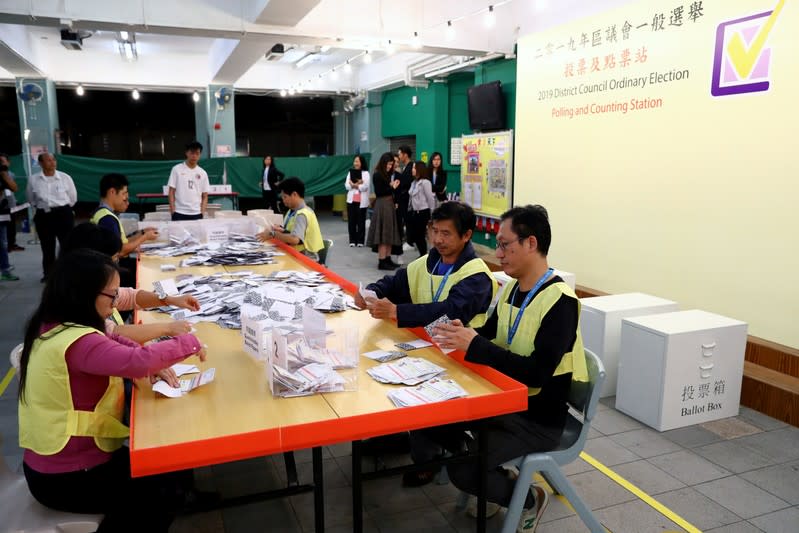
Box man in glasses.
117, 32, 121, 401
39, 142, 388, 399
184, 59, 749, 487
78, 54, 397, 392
354, 201, 496, 329
414, 204, 589, 532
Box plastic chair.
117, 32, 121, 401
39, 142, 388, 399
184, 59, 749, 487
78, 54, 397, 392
500, 349, 606, 533
1, 433, 102, 533
317, 239, 333, 266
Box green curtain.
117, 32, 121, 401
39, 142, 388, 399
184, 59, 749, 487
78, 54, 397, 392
7, 153, 368, 204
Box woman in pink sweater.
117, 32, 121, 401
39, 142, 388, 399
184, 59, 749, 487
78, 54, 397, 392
17, 249, 206, 532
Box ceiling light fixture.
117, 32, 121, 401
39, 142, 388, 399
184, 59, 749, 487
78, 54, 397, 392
485, 5, 496, 28
132, 89, 140, 100
280, 88, 287, 97
288, 87, 296, 96
446, 21, 455, 41
192, 90, 200, 102
75, 84, 84, 96
117, 31, 137, 61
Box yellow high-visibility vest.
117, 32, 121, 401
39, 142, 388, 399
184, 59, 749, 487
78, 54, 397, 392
407, 255, 497, 328
18, 324, 129, 455
494, 280, 589, 395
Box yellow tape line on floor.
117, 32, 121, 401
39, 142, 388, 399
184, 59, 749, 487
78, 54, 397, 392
580, 451, 701, 533
0, 367, 16, 398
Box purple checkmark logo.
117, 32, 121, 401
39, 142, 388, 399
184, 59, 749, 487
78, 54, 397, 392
711, 0, 784, 97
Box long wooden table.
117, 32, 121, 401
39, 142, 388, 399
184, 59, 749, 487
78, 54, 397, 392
131, 241, 528, 531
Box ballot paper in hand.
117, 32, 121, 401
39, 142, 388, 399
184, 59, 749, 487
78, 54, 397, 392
171, 363, 200, 377
152, 278, 180, 299
358, 283, 377, 302
387, 378, 468, 407
425, 315, 455, 354
366, 357, 445, 386
153, 368, 216, 398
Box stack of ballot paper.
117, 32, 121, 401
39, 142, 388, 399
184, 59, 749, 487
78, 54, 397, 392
366, 357, 446, 386
272, 363, 346, 396
264, 325, 358, 397
363, 349, 407, 363
386, 378, 468, 407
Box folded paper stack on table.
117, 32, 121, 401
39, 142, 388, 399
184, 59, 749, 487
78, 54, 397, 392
366, 357, 446, 386
387, 377, 468, 407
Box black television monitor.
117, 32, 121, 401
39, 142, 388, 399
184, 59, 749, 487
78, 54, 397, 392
467, 81, 506, 131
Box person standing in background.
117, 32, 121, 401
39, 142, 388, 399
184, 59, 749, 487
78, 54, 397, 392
0, 153, 23, 251
406, 160, 436, 257
394, 146, 413, 258
26, 152, 76, 282
429, 152, 448, 205
260, 155, 285, 213
366, 152, 402, 270
167, 141, 208, 221
0, 156, 19, 280
345, 155, 370, 247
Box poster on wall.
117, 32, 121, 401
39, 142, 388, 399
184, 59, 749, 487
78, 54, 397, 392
460, 130, 513, 218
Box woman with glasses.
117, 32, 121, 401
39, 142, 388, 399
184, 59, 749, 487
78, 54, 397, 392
64, 223, 200, 356
17, 249, 207, 532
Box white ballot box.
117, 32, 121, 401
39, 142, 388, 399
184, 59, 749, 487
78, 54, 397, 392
580, 293, 679, 397
616, 310, 747, 431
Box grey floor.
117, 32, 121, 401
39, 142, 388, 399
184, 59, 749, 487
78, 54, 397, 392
1, 213, 797, 533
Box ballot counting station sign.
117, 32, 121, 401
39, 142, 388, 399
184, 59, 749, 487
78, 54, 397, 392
514, 0, 798, 350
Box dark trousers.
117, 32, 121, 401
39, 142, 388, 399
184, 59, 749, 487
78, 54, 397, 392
24, 448, 182, 533
34, 206, 74, 278
406, 208, 431, 256
347, 202, 367, 245
7, 210, 18, 247
409, 414, 561, 508
171, 212, 203, 221
262, 189, 280, 213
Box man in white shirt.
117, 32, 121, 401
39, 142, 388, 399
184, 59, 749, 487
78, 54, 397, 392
26, 152, 77, 281
167, 141, 209, 221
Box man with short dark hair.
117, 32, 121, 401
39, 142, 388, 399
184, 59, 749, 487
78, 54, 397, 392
355, 201, 496, 328
256, 177, 324, 262
168, 141, 209, 221
394, 145, 413, 254
91, 173, 158, 258
415, 204, 589, 532
26, 152, 77, 281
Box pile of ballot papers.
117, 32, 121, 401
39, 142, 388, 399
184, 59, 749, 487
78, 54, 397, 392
142, 236, 281, 267
150, 269, 356, 329
265, 326, 358, 397
242, 271, 358, 314
386, 378, 468, 407
366, 357, 446, 386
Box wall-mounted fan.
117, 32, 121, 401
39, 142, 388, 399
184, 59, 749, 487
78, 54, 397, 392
18, 82, 44, 104
214, 87, 232, 110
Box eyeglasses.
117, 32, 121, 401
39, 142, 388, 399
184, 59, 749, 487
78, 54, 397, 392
99, 289, 119, 305
496, 238, 524, 252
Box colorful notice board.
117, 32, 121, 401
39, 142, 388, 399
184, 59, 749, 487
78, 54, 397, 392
460, 130, 513, 218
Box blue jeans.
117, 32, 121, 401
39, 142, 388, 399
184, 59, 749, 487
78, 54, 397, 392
0, 222, 10, 273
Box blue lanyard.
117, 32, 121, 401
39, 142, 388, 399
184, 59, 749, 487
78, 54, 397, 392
429, 259, 455, 303
507, 268, 553, 345
283, 209, 297, 228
